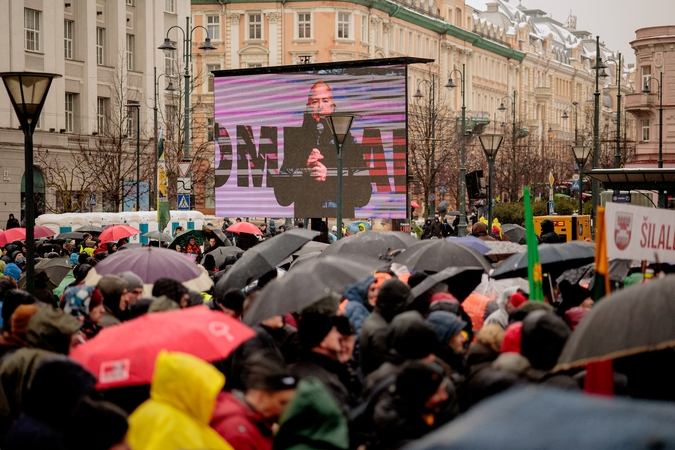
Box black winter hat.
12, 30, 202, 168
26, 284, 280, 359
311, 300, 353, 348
394, 360, 445, 406
298, 313, 335, 350
388, 311, 438, 360
242, 351, 297, 392
63, 397, 129, 450
520, 310, 571, 371
376, 278, 413, 321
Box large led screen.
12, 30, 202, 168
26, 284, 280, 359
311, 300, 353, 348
213, 63, 407, 219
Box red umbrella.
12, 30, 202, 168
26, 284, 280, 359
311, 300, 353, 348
0, 226, 56, 246
411, 201, 420, 209
70, 307, 255, 389
226, 222, 263, 236
98, 224, 141, 243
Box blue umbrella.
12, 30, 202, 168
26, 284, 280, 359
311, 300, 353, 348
446, 235, 490, 254
346, 221, 371, 234
405, 387, 675, 450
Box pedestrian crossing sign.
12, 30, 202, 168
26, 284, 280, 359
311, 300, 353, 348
177, 194, 190, 211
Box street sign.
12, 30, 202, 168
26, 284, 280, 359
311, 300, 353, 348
548, 172, 555, 187
612, 193, 632, 203
548, 201, 555, 215
177, 177, 192, 194
429, 194, 435, 201
178, 162, 191, 178
439, 185, 447, 193
89, 194, 96, 207
572, 174, 580, 181
177, 194, 190, 211
571, 180, 580, 191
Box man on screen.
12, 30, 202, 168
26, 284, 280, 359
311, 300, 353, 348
272, 81, 372, 218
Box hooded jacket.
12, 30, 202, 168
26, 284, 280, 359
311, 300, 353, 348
343, 275, 375, 357
97, 275, 128, 327
210, 390, 274, 450
128, 350, 232, 450
26, 306, 82, 354
359, 279, 411, 375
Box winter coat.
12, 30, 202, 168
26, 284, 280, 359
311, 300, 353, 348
128, 350, 232, 450
343, 275, 375, 358
4, 357, 96, 450
367, 391, 436, 450
26, 306, 83, 354
291, 352, 350, 412
211, 391, 273, 450
275, 377, 349, 450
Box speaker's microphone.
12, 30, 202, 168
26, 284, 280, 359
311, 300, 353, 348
316, 123, 324, 146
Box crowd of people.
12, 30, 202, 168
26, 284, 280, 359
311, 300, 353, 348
0, 212, 671, 450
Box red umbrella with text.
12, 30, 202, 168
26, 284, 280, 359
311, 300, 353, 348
226, 222, 263, 236
70, 307, 255, 389
98, 224, 141, 243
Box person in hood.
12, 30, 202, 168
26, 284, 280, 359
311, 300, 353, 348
426, 311, 469, 379
3, 264, 20, 283
539, 219, 561, 244
96, 275, 129, 326
520, 310, 570, 374
5, 215, 19, 230
149, 277, 190, 312
342, 274, 375, 359
63, 397, 130, 450
62, 286, 105, 340
211, 352, 296, 450
32, 270, 59, 308
118, 272, 143, 307
471, 222, 496, 241
4, 357, 96, 450
127, 350, 232, 450
359, 279, 412, 375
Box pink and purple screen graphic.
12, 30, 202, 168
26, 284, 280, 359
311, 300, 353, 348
213, 64, 407, 219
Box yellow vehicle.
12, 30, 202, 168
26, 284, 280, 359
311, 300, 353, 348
533, 215, 591, 242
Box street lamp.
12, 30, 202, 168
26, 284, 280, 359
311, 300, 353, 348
572, 145, 592, 215
561, 101, 579, 145
126, 103, 141, 212
413, 77, 438, 218
323, 113, 360, 241
159, 17, 216, 209
153, 67, 176, 207
592, 36, 609, 232
643, 71, 665, 207
444, 64, 468, 236
0, 71, 61, 294
479, 132, 503, 229
497, 90, 518, 202
605, 54, 623, 168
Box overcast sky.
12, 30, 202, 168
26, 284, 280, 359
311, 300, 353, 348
523, 0, 671, 64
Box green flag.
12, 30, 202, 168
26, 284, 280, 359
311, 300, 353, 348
524, 187, 544, 302
157, 128, 170, 233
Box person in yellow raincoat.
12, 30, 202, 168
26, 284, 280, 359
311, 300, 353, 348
127, 350, 233, 450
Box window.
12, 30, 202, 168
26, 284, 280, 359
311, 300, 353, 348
248, 13, 261, 40
641, 119, 650, 141
126, 0, 134, 5
248, 63, 263, 68
126, 34, 135, 70
207, 15, 220, 40
375, 22, 382, 47
166, 105, 176, 125
24, 9, 41, 51
207, 117, 214, 141
207, 64, 220, 92
96, 27, 105, 65
164, 0, 174, 13
298, 13, 311, 39
337, 13, 350, 39
165, 48, 176, 76
642, 66, 652, 91
97, 97, 107, 134
65, 93, 74, 133
64, 20, 73, 59
361, 15, 368, 42
126, 103, 139, 138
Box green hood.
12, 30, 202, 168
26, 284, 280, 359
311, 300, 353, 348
26, 306, 82, 354
275, 377, 349, 450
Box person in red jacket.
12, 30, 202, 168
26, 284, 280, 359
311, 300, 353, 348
211, 352, 296, 450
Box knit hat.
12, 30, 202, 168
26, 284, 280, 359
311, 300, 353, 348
242, 351, 297, 392
509, 292, 528, 309
69, 253, 79, 265
10, 304, 40, 343
2, 289, 36, 331
426, 310, 467, 346
118, 271, 143, 291
520, 310, 570, 370
4, 263, 21, 282
63, 397, 129, 450
63, 286, 104, 319
388, 311, 438, 360
376, 278, 413, 321
394, 360, 445, 406
501, 321, 523, 354
298, 313, 335, 350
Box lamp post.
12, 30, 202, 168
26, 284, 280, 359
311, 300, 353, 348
159, 17, 216, 209
479, 132, 503, 229
444, 64, 467, 236
497, 90, 518, 202
605, 54, 623, 168
153, 67, 176, 207
323, 113, 359, 241
572, 145, 593, 215
563, 101, 583, 208
592, 36, 609, 232
643, 71, 665, 207
126, 103, 141, 211
413, 76, 438, 218
0, 72, 60, 294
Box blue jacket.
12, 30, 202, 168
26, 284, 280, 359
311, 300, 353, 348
343, 275, 375, 359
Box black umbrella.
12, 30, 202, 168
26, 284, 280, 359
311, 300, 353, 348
502, 223, 526, 244
410, 266, 485, 302
321, 231, 418, 259
142, 231, 173, 242
19, 257, 72, 290
491, 241, 595, 280
437, 200, 451, 213
392, 240, 493, 273
294, 241, 330, 258
289, 251, 323, 270
202, 225, 231, 247
57, 231, 86, 240
204, 245, 243, 267
556, 259, 632, 286
555, 275, 675, 371
216, 228, 319, 291
243, 256, 387, 325
406, 387, 675, 450
74, 225, 105, 234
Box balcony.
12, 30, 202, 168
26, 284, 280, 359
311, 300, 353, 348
625, 92, 656, 118
534, 87, 552, 103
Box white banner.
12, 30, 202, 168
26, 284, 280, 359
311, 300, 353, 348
605, 202, 675, 263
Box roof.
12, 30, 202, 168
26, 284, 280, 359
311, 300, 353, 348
588, 169, 675, 191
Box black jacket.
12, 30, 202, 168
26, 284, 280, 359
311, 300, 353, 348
291, 352, 350, 411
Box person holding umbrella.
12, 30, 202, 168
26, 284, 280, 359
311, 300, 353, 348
182, 236, 202, 261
